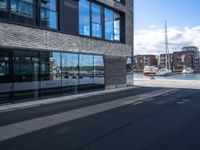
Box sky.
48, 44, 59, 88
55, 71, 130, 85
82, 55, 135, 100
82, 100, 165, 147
134, 0, 200, 55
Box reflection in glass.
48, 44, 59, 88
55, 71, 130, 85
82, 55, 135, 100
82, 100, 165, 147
79, 54, 94, 91
40, 0, 57, 29
92, 3, 102, 38
40, 52, 61, 97
13, 51, 39, 100
11, 0, 33, 17
105, 8, 114, 40
62, 53, 78, 94
126, 57, 133, 86
94, 55, 104, 89
114, 13, 120, 41
0, 51, 11, 102
79, 0, 90, 36
0, 0, 7, 9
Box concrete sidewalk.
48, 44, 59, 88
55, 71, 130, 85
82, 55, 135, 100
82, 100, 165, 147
0, 88, 176, 142
134, 78, 200, 89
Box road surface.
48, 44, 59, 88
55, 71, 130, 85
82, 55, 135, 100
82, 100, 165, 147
0, 87, 200, 150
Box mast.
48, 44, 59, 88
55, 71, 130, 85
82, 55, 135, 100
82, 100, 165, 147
165, 20, 169, 70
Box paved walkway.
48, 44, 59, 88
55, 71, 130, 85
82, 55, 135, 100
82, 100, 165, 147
134, 78, 200, 89
0, 88, 176, 142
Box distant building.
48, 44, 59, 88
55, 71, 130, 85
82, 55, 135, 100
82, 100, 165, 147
133, 55, 157, 71
181, 46, 199, 52
173, 47, 200, 72
158, 54, 173, 69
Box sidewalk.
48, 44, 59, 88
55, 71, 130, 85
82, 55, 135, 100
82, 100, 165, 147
134, 78, 200, 89
0, 87, 176, 142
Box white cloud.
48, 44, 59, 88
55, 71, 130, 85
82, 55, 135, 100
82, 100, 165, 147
134, 25, 200, 55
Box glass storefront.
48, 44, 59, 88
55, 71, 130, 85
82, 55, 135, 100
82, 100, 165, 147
0, 49, 105, 103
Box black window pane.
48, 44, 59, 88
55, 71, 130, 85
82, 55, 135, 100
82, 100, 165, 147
0, 51, 11, 102
79, 0, 90, 36
62, 53, 78, 94
0, 0, 8, 9
40, 52, 61, 97
79, 54, 94, 91
13, 51, 39, 101
92, 3, 102, 38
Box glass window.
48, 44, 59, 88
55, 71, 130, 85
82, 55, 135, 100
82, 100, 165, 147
40, 0, 58, 29
13, 51, 40, 100
62, 53, 78, 94
94, 55, 104, 89
92, 3, 102, 38
0, 51, 11, 102
11, 0, 33, 17
0, 0, 8, 9
114, 13, 121, 41
104, 8, 114, 41
40, 52, 62, 97
79, 54, 94, 91
79, 0, 90, 36
126, 57, 133, 86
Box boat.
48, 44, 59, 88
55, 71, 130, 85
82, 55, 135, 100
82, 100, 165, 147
156, 68, 172, 76
182, 67, 194, 74
157, 20, 173, 76
143, 66, 158, 76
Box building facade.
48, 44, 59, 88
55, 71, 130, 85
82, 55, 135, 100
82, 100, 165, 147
133, 55, 157, 72
158, 53, 173, 69
173, 46, 200, 72
0, 0, 133, 103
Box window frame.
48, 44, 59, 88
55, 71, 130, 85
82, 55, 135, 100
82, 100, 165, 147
78, 0, 123, 43
39, 0, 58, 30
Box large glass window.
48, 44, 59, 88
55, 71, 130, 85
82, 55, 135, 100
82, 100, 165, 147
40, 0, 58, 29
105, 8, 114, 41
11, 0, 33, 17
40, 52, 62, 97
13, 51, 39, 100
0, 48, 105, 103
0, 51, 11, 102
0, 0, 8, 9
62, 53, 79, 94
92, 3, 102, 38
79, 54, 94, 91
94, 55, 104, 89
79, 0, 90, 36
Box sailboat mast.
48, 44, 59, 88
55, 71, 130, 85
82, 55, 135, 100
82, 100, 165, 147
165, 20, 169, 69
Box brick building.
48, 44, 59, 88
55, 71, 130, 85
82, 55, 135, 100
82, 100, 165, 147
158, 53, 173, 69
0, 0, 133, 103
133, 55, 158, 71
173, 46, 200, 72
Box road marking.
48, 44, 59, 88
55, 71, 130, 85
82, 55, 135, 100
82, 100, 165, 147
0, 88, 177, 142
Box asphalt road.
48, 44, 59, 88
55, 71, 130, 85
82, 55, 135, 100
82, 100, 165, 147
0, 87, 200, 150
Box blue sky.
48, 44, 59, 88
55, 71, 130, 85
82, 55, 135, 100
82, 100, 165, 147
134, 0, 200, 54
135, 0, 200, 30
